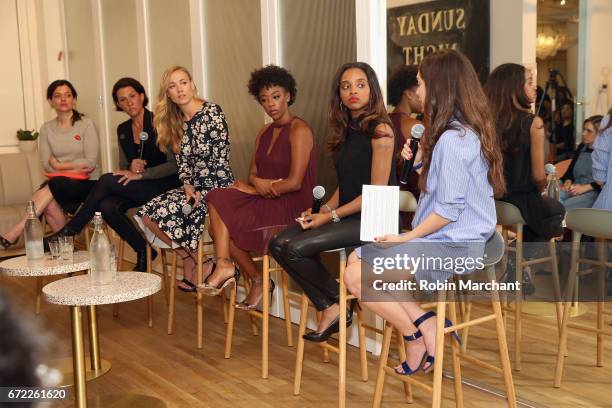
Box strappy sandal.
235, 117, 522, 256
235, 279, 275, 311
197, 267, 240, 297
176, 256, 215, 292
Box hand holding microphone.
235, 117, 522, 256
399, 123, 425, 185
297, 185, 326, 229
182, 185, 201, 215
138, 131, 149, 160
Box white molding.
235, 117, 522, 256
91, 0, 112, 172
136, 0, 153, 98
260, 0, 281, 66
355, 0, 388, 103
189, 0, 206, 98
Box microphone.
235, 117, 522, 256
311, 185, 326, 214
399, 123, 425, 185
138, 131, 149, 160
182, 196, 196, 216
544, 163, 557, 175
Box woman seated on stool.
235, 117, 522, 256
135, 66, 234, 291
0, 80, 99, 249
199, 65, 316, 303
269, 62, 395, 342
592, 110, 612, 210
44, 77, 181, 271
559, 115, 603, 211
344, 50, 506, 375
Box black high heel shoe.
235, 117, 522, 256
133, 248, 158, 272
0, 235, 18, 250
235, 279, 275, 311
302, 300, 357, 343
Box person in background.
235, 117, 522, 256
44, 78, 181, 271
344, 49, 505, 376
484, 63, 564, 293
553, 102, 575, 160
136, 66, 234, 290
592, 109, 612, 210
0, 80, 99, 249
200, 65, 316, 302
269, 62, 395, 342
559, 115, 603, 211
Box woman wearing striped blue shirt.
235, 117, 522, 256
344, 50, 506, 375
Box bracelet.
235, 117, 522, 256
413, 162, 423, 170
323, 204, 332, 212
590, 181, 602, 192
331, 209, 341, 223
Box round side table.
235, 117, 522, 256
0, 252, 112, 386
43, 272, 164, 408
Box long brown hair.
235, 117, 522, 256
327, 62, 392, 153
154, 66, 201, 154
483, 63, 533, 154
418, 50, 506, 197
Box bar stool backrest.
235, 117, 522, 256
494, 200, 525, 226
565, 208, 612, 240
482, 231, 505, 267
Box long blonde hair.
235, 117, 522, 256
154, 66, 200, 153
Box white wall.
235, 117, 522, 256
584, 0, 612, 116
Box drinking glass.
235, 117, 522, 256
48, 238, 61, 259
59, 235, 74, 261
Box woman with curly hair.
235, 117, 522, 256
200, 65, 316, 304
269, 62, 395, 342
136, 66, 234, 289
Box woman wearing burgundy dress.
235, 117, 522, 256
200, 65, 316, 309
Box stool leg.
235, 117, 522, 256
514, 224, 524, 371
448, 294, 464, 408
262, 255, 270, 379
357, 304, 368, 382
146, 245, 153, 327
597, 238, 606, 367
373, 322, 393, 408
224, 280, 237, 358
460, 301, 472, 353
196, 240, 204, 349
549, 239, 563, 334
431, 292, 447, 408
501, 227, 509, 326
71, 306, 88, 408
488, 266, 516, 406
281, 270, 294, 347
294, 293, 309, 395
244, 278, 259, 336
161, 249, 169, 306
338, 252, 347, 408
394, 329, 413, 403
167, 251, 177, 335
316, 311, 330, 362
35, 277, 42, 315
554, 231, 581, 388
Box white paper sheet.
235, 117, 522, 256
360, 185, 400, 242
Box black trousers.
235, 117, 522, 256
47, 178, 98, 214
64, 173, 180, 253
268, 218, 361, 311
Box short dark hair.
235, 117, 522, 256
112, 77, 149, 111
247, 65, 297, 106
387, 65, 418, 106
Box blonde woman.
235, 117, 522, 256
136, 66, 234, 290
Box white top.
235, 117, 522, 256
0, 251, 89, 277
43, 272, 161, 306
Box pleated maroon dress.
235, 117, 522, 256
206, 117, 316, 253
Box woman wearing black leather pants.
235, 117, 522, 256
45, 78, 180, 271
269, 62, 395, 342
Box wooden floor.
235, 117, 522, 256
2, 273, 612, 408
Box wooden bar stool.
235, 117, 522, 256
372, 231, 516, 408
494, 200, 563, 371
224, 253, 294, 378
293, 248, 369, 408
554, 208, 612, 387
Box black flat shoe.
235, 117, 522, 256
133, 248, 158, 272
302, 309, 354, 343
0, 234, 17, 250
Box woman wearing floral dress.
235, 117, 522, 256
136, 66, 234, 289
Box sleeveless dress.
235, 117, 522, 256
206, 118, 316, 253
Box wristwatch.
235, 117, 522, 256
331, 209, 341, 223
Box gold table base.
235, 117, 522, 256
46, 357, 111, 387
521, 301, 589, 318
85, 394, 166, 408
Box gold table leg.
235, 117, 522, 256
71, 306, 88, 408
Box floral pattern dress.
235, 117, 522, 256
136, 102, 234, 251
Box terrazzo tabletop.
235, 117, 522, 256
43, 272, 161, 306
0, 251, 90, 277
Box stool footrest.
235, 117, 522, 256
457, 353, 503, 374
566, 322, 612, 336
522, 257, 552, 267
383, 366, 433, 392
446, 314, 497, 332
319, 342, 340, 354
360, 323, 384, 335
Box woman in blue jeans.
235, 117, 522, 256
559, 115, 603, 210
